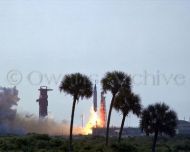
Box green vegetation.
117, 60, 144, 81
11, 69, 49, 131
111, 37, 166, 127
58, 71, 178, 152
140, 103, 178, 152
0, 134, 190, 152
59, 73, 93, 151
101, 71, 131, 145
114, 88, 142, 142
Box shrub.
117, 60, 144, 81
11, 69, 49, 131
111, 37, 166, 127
111, 142, 138, 152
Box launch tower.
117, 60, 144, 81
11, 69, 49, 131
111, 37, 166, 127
36, 86, 52, 118
99, 92, 107, 128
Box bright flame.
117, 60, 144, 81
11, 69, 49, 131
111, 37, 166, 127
83, 107, 102, 135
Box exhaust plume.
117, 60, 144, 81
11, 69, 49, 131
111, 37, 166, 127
0, 86, 82, 135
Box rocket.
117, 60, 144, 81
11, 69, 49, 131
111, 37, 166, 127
93, 84, 97, 112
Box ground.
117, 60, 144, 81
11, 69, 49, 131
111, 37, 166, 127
0, 134, 190, 152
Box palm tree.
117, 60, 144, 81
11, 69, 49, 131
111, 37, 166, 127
59, 73, 93, 152
101, 71, 131, 145
114, 89, 142, 142
140, 103, 178, 152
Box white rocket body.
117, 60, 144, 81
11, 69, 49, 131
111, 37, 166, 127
93, 84, 97, 112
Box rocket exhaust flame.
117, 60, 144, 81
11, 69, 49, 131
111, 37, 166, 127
82, 107, 101, 135
83, 92, 107, 135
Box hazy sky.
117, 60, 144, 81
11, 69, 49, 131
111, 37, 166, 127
0, 0, 190, 127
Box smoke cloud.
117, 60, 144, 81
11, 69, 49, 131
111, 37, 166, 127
0, 86, 82, 135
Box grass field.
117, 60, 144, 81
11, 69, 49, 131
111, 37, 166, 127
0, 134, 190, 152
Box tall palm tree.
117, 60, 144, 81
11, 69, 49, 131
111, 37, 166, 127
59, 73, 93, 152
101, 71, 131, 145
140, 103, 178, 152
114, 89, 142, 142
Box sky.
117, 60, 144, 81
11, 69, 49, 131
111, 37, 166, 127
0, 0, 190, 127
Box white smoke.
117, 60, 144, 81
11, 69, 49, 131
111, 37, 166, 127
0, 86, 22, 135
0, 86, 82, 135
14, 114, 82, 135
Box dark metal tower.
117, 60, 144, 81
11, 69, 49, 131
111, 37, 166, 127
99, 92, 107, 128
36, 86, 52, 118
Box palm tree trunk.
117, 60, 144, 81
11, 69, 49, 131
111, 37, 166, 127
106, 94, 115, 145
152, 130, 158, 152
69, 96, 77, 152
118, 114, 126, 142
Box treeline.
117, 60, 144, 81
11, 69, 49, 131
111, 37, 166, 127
59, 71, 178, 152
0, 134, 190, 152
